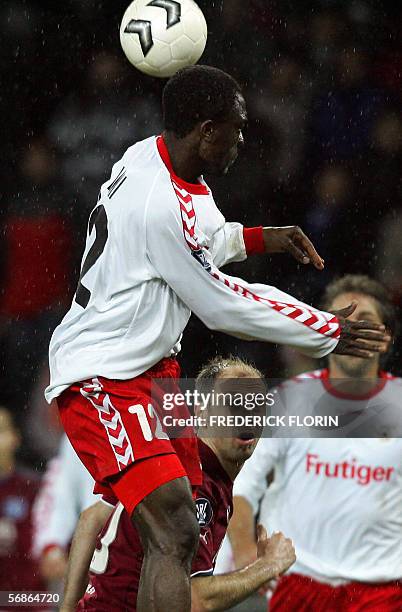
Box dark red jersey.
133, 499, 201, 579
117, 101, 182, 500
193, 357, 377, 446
0, 470, 46, 599
78, 440, 233, 611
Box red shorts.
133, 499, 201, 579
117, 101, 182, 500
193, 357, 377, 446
270, 573, 402, 612
57, 358, 202, 514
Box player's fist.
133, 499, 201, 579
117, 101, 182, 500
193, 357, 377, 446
256, 524, 296, 578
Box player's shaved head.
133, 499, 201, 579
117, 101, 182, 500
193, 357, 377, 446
162, 66, 247, 177
195, 356, 265, 478
195, 355, 263, 395
163, 65, 243, 138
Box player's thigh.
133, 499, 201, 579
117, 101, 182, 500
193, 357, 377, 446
59, 376, 201, 513
132, 474, 199, 557
58, 379, 178, 486
110, 450, 188, 516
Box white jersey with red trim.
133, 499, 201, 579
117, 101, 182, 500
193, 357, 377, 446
45, 136, 339, 402
271, 368, 402, 437
233, 370, 402, 584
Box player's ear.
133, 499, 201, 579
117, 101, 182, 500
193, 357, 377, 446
199, 120, 216, 142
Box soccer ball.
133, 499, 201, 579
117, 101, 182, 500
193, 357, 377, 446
120, 0, 207, 78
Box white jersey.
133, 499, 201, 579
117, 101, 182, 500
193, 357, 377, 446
32, 436, 99, 558
233, 372, 402, 585
46, 136, 339, 402
272, 368, 402, 437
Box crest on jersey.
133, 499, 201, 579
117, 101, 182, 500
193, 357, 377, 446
195, 497, 213, 527
192, 249, 212, 272
3, 496, 28, 520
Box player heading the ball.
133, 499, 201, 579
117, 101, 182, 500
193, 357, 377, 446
46, 66, 389, 612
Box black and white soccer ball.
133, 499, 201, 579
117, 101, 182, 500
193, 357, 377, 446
120, 0, 207, 78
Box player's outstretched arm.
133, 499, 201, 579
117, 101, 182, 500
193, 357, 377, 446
60, 501, 113, 612
191, 527, 295, 612
145, 188, 389, 359
146, 193, 338, 358
210, 223, 326, 270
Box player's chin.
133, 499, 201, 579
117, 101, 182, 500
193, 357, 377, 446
209, 155, 238, 176
336, 353, 376, 374
209, 164, 231, 177
224, 154, 238, 174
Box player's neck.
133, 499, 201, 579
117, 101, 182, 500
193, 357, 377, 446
200, 438, 240, 482
328, 357, 381, 396
163, 131, 203, 184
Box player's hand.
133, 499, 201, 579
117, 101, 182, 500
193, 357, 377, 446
262, 226, 325, 270
331, 303, 391, 358
256, 524, 296, 578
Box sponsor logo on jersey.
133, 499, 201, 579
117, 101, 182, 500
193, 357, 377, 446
306, 453, 395, 486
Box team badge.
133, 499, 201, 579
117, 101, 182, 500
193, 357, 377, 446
195, 497, 213, 527
3, 496, 28, 520
192, 249, 212, 272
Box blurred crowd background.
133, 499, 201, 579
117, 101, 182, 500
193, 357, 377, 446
0, 0, 401, 598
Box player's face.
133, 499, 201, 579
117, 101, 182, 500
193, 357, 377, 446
329, 292, 385, 376
218, 434, 259, 464
200, 93, 247, 176
208, 367, 263, 465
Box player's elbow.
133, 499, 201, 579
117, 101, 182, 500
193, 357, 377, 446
199, 310, 241, 337
191, 598, 220, 612
198, 310, 223, 332
191, 581, 217, 612
190, 594, 211, 612
79, 501, 112, 532
191, 598, 208, 612
78, 505, 98, 527
191, 602, 214, 612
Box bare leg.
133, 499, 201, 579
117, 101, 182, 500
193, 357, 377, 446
133, 476, 199, 612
